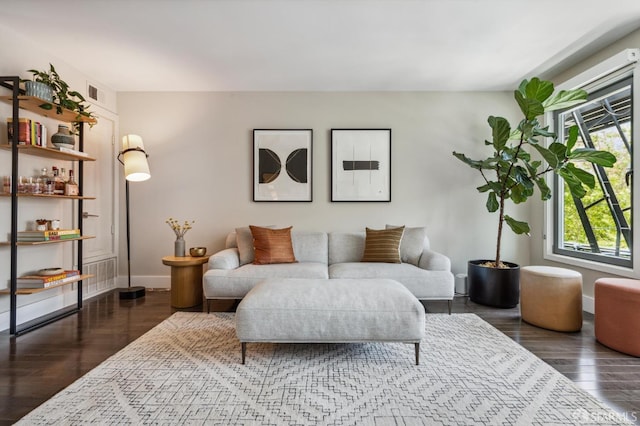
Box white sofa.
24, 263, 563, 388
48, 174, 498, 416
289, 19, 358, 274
203, 227, 455, 313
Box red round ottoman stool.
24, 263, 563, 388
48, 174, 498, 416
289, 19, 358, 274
595, 278, 640, 357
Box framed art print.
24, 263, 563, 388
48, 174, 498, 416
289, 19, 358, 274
253, 129, 313, 202
331, 128, 391, 202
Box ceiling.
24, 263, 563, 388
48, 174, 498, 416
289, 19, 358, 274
2, 0, 640, 92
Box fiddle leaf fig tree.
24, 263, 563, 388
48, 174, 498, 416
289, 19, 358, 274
453, 77, 617, 268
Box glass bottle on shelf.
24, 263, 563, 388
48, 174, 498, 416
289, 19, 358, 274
53, 167, 66, 195
65, 169, 79, 196
41, 168, 54, 195
33, 168, 47, 194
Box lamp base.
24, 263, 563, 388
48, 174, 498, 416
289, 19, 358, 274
119, 286, 146, 300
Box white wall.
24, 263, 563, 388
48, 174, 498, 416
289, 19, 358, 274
530, 28, 640, 304
117, 90, 529, 285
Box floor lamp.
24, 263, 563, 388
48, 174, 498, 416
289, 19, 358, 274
117, 134, 150, 300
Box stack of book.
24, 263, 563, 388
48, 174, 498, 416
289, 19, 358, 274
6, 117, 47, 147
16, 229, 81, 242
17, 270, 80, 288
56, 146, 90, 157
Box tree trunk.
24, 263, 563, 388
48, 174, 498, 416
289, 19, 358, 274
495, 195, 505, 267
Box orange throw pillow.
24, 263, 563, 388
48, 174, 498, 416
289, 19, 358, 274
249, 225, 297, 265
361, 226, 404, 263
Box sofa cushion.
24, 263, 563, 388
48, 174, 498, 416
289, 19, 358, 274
361, 226, 404, 263
328, 232, 365, 264
236, 225, 274, 265
250, 226, 296, 264
236, 226, 257, 265
329, 262, 454, 300
386, 225, 428, 265
291, 231, 328, 264
203, 262, 328, 299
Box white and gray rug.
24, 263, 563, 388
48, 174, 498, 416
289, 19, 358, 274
19, 312, 630, 425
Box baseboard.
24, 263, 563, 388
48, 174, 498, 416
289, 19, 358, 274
117, 275, 171, 290
583, 295, 594, 314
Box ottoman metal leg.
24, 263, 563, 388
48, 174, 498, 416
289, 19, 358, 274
241, 342, 246, 364
415, 343, 420, 365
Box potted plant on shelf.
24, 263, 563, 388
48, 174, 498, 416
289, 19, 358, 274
23, 63, 97, 130
23, 65, 55, 102
452, 77, 616, 308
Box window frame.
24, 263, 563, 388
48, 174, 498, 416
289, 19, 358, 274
543, 49, 640, 277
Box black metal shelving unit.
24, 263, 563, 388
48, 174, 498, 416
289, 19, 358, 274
0, 76, 96, 335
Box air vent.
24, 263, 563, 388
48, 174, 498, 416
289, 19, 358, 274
86, 81, 106, 106
88, 84, 98, 101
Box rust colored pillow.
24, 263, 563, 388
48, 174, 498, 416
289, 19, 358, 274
249, 225, 297, 265
361, 226, 404, 263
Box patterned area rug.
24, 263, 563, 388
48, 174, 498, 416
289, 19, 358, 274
19, 312, 630, 425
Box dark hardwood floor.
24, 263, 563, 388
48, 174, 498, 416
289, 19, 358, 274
0, 290, 638, 425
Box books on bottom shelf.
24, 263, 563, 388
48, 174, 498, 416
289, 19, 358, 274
16, 270, 81, 288
16, 229, 81, 241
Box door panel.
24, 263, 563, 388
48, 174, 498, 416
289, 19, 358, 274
81, 115, 115, 262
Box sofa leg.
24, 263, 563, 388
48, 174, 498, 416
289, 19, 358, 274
207, 299, 211, 314
415, 343, 420, 365
448, 300, 452, 315
241, 342, 246, 364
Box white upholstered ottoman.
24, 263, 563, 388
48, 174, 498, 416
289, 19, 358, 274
235, 278, 426, 364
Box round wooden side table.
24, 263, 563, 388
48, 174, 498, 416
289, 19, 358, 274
161, 255, 210, 308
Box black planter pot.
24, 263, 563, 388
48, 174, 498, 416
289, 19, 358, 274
468, 260, 520, 308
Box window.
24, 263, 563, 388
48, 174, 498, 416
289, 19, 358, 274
553, 77, 632, 267
545, 49, 639, 273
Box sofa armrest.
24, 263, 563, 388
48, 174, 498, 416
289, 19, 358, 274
208, 248, 240, 270
418, 249, 451, 271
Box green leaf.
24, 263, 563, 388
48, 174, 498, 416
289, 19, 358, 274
453, 152, 498, 170
477, 181, 502, 193
515, 91, 544, 120
558, 168, 587, 198
38, 103, 52, 110
515, 149, 530, 162
568, 148, 617, 167
566, 163, 596, 189
542, 88, 588, 111
504, 215, 531, 235
525, 77, 554, 103
486, 192, 499, 212
532, 125, 555, 138
535, 177, 551, 200
517, 79, 528, 95
508, 128, 523, 141
488, 116, 511, 151
530, 143, 559, 168
549, 142, 567, 160
565, 125, 579, 151
514, 166, 534, 189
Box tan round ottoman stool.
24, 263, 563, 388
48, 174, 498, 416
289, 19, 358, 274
520, 266, 582, 332
595, 278, 640, 357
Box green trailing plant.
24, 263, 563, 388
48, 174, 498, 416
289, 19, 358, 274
453, 77, 617, 268
23, 63, 97, 131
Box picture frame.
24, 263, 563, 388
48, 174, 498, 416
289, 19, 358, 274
331, 128, 391, 202
253, 129, 313, 202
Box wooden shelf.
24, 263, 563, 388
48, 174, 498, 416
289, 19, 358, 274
0, 144, 95, 161
0, 95, 97, 124
0, 235, 95, 246
0, 274, 94, 294
0, 193, 95, 200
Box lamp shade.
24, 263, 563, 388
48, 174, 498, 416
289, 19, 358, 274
121, 134, 150, 182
